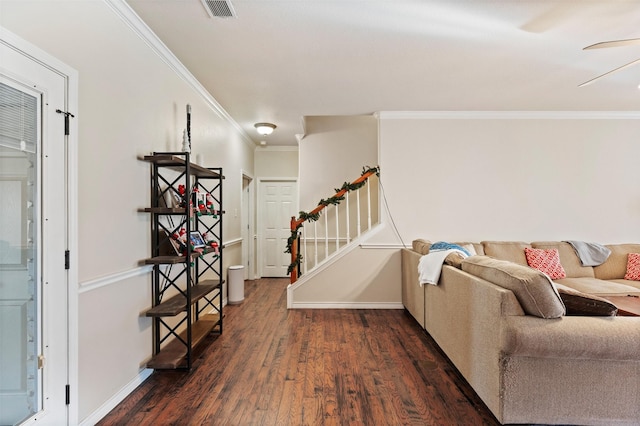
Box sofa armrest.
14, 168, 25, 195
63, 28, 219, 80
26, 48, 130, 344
401, 248, 425, 327
425, 265, 524, 417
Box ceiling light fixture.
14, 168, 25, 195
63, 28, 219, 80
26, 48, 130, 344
254, 122, 276, 136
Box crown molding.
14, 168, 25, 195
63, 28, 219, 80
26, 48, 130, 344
103, 0, 256, 148
255, 145, 299, 152
376, 111, 640, 120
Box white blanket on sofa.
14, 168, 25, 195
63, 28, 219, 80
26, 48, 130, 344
418, 249, 467, 286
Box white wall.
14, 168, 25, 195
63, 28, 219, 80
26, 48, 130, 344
375, 113, 640, 245
254, 146, 299, 178
0, 1, 254, 422
299, 115, 377, 209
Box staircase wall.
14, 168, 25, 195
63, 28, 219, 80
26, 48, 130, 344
299, 115, 378, 208
291, 115, 397, 308
288, 231, 402, 308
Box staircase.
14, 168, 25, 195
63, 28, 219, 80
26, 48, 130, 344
286, 166, 380, 287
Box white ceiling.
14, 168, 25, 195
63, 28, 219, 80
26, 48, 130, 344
126, 0, 640, 146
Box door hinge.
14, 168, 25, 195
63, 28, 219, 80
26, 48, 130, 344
55, 109, 75, 136
65, 250, 70, 270
65, 384, 70, 405
38, 355, 45, 369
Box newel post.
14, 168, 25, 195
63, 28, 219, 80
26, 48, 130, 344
290, 216, 298, 284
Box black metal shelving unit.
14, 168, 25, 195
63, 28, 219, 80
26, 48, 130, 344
141, 152, 224, 370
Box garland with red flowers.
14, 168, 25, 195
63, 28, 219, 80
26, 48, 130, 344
286, 166, 380, 275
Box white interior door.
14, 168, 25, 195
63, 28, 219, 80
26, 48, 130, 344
0, 37, 69, 425
258, 180, 297, 277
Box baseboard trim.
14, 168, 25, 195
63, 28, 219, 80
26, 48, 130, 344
289, 302, 404, 309
80, 368, 153, 426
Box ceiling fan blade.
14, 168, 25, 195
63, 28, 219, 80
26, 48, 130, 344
584, 38, 640, 50
578, 57, 640, 87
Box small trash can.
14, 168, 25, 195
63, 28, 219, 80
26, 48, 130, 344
228, 265, 245, 305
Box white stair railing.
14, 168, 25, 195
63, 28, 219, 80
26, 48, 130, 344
288, 167, 379, 283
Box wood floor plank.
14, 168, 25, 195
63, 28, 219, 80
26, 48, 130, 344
97, 278, 500, 426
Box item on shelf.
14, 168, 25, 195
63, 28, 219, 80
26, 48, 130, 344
182, 128, 190, 153
205, 193, 217, 217
162, 187, 182, 208
168, 230, 186, 255
191, 188, 208, 216
202, 233, 220, 254
162, 186, 172, 208
186, 104, 191, 151
178, 184, 187, 207
189, 231, 206, 249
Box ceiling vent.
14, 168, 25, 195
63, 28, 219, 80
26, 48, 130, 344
201, 0, 237, 18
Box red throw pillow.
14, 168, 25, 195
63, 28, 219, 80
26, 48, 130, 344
524, 247, 567, 279
624, 253, 640, 280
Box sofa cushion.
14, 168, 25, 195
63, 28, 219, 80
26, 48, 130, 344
531, 242, 594, 278
593, 243, 640, 280
461, 243, 477, 256
453, 242, 484, 256
624, 253, 640, 280
481, 241, 531, 265
554, 277, 640, 297
443, 244, 478, 268
609, 279, 640, 291
412, 239, 431, 255
554, 283, 618, 316
461, 256, 565, 318
444, 251, 465, 268
524, 247, 567, 279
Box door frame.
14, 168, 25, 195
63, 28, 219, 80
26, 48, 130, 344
256, 177, 298, 279
0, 27, 79, 425
240, 171, 254, 280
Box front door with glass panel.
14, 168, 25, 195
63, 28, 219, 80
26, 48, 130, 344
0, 80, 42, 424
0, 39, 69, 425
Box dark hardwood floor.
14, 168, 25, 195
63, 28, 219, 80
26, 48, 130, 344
98, 278, 500, 425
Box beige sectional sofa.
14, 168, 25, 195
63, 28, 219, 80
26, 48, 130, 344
401, 240, 640, 425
